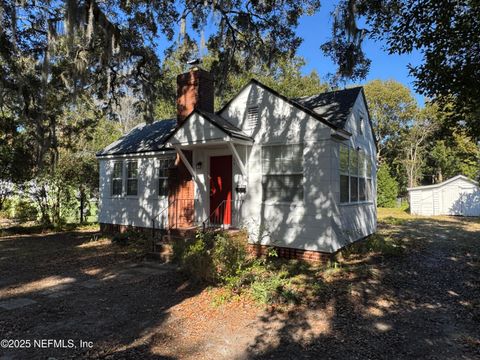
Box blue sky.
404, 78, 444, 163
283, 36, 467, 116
296, 1, 425, 106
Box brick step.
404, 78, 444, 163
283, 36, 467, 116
161, 234, 194, 244
150, 243, 173, 263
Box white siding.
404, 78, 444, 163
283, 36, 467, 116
221, 83, 377, 253
98, 154, 175, 228
330, 93, 377, 249
169, 113, 227, 145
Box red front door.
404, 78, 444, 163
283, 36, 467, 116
210, 155, 232, 225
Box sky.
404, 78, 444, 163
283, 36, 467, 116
295, 1, 425, 106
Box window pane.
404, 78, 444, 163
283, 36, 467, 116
340, 175, 349, 203
359, 177, 366, 201
350, 150, 358, 176
112, 179, 122, 195
262, 174, 303, 202
262, 144, 303, 174
127, 162, 138, 178
359, 151, 366, 177
111, 162, 123, 195
271, 157, 282, 173
340, 145, 349, 174
159, 178, 168, 197
350, 176, 358, 202
113, 162, 122, 178
127, 179, 138, 196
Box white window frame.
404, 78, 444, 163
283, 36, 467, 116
125, 160, 139, 197
111, 161, 124, 197
340, 144, 374, 205
157, 156, 175, 198
261, 143, 304, 204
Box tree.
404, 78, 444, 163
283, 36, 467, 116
112, 94, 143, 134
377, 163, 399, 207
363, 79, 417, 162
399, 104, 437, 188
429, 131, 480, 182
322, 0, 480, 138
429, 141, 455, 183
1, 0, 322, 174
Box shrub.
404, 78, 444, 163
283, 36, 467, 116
341, 233, 404, 257
175, 231, 301, 305
212, 231, 247, 280
180, 232, 215, 283
377, 163, 399, 207
174, 230, 249, 284
14, 199, 38, 221
250, 271, 298, 304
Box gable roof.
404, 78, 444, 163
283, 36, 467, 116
293, 87, 363, 129
218, 79, 355, 135
196, 109, 253, 141
96, 119, 176, 157
163, 109, 253, 145
407, 175, 479, 191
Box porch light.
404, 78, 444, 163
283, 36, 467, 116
196, 161, 203, 170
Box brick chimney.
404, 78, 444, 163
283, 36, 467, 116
176, 66, 214, 124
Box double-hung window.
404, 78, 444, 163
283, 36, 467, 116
262, 144, 303, 203
340, 145, 373, 203
111, 161, 123, 196
158, 157, 175, 197
126, 161, 138, 196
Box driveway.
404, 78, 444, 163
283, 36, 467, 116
0, 213, 479, 359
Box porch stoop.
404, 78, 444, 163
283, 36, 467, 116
149, 227, 198, 262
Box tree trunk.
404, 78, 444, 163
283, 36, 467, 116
79, 187, 85, 223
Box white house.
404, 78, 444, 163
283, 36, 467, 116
408, 175, 480, 217
96, 67, 377, 259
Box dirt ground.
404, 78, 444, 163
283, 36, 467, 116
0, 210, 479, 359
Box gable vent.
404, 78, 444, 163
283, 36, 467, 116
245, 106, 259, 135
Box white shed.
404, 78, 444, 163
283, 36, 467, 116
408, 175, 480, 217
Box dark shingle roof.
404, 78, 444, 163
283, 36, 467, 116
97, 119, 176, 156
293, 87, 363, 129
